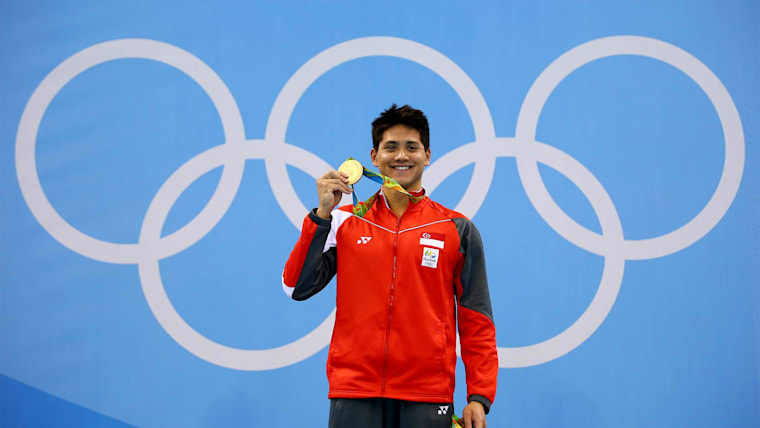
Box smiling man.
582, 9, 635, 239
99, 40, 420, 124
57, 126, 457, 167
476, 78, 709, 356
283, 105, 498, 428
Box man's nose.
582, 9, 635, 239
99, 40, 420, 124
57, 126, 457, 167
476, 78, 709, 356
394, 149, 410, 160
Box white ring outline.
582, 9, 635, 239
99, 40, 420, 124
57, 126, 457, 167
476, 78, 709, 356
13, 36, 745, 370
138, 142, 338, 370
264, 37, 496, 226
427, 138, 625, 368
15, 39, 247, 264
515, 36, 745, 260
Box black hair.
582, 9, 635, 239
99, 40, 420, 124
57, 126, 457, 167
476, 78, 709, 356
371, 104, 429, 151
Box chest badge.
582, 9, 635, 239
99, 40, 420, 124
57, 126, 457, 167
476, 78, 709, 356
421, 247, 439, 269
419, 231, 444, 249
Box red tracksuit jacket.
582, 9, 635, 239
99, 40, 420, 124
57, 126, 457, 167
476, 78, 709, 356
282, 192, 498, 411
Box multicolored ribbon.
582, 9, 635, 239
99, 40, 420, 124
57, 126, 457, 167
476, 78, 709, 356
451, 415, 465, 428
345, 157, 425, 217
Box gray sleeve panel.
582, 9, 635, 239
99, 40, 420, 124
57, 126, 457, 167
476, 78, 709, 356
452, 217, 494, 322
292, 209, 338, 301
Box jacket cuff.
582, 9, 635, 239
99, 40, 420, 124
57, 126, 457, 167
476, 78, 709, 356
309, 208, 332, 226
467, 394, 491, 414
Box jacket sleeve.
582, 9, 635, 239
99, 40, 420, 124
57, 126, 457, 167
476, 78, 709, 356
452, 217, 498, 413
282, 209, 338, 301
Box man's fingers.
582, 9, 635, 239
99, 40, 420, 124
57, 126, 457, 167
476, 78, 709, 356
315, 170, 354, 218
318, 178, 352, 194
464, 412, 473, 428
475, 412, 486, 428
320, 169, 350, 183
465, 413, 486, 428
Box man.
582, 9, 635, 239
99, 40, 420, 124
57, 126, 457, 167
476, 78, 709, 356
283, 105, 498, 428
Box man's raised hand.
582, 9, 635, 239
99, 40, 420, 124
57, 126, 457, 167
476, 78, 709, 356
315, 170, 352, 219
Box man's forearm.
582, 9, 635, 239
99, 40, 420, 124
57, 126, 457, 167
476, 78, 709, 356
283, 209, 337, 300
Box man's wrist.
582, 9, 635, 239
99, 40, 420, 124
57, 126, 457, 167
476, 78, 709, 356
467, 394, 491, 414
310, 208, 332, 225
315, 206, 332, 220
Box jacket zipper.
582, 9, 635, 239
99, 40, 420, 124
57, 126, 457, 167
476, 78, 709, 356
381, 216, 402, 396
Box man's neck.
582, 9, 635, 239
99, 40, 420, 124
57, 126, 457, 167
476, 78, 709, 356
382, 187, 412, 218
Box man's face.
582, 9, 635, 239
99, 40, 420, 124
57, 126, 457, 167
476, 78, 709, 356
371, 124, 431, 191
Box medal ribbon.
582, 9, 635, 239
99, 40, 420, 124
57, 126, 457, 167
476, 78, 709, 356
345, 157, 425, 217
451, 415, 465, 428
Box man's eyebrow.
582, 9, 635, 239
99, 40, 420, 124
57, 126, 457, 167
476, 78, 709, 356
381, 139, 420, 146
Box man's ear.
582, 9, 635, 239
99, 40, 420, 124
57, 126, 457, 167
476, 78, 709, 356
371, 148, 378, 167
425, 148, 431, 166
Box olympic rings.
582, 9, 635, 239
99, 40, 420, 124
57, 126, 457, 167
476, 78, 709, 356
15, 36, 745, 370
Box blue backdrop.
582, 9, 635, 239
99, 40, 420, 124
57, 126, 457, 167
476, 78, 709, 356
1, 1, 758, 427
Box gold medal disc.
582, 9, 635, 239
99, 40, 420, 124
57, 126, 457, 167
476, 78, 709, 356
338, 159, 363, 185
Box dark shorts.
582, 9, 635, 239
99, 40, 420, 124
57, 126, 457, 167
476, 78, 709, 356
328, 397, 454, 428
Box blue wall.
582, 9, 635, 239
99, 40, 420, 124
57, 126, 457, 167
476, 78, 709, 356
1, 1, 758, 426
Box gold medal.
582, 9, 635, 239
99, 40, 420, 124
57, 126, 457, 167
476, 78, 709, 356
338, 159, 363, 185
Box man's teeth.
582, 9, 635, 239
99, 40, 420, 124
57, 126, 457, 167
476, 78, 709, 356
393, 166, 411, 170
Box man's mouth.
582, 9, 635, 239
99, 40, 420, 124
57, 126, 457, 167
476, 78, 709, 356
391, 166, 412, 170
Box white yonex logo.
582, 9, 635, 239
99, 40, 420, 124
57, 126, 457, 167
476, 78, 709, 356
15, 36, 744, 370
438, 405, 449, 415
356, 236, 372, 244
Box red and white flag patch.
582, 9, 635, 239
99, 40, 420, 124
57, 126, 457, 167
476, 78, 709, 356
419, 232, 445, 249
